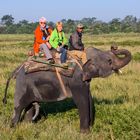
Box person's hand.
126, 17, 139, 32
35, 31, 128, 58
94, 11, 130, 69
46, 36, 50, 41
56, 46, 60, 52
63, 45, 68, 50
46, 42, 52, 49
62, 42, 65, 47
34, 53, 39, 57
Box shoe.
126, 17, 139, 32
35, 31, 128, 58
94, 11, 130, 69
48, 59, 55, 64
61, 63, 68, 67
39, 52, 45, 57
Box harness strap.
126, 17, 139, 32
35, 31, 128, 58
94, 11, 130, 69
74, 59, 83, 70
55, 67, 68, 97
67, 51, 83, 70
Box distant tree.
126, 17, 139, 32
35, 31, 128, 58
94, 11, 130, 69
109, 18, 121, 32
0, 14, 140, 34
121, 15, 137, 32
48, 21, 55, 29
6, 25, 17, 34
136, 20, 140, 33
91, 17, 97, 24
61, 19, 67, 24
0, 26, 6, 34
101, 22, 110, 34
81, 18, 92, 25
63, 19, 75, 33
1, 15, 14, 26
81, 17, 96, 25
16, 22, 37, 34
19, 20, 29, 25
92, 20, 106, 34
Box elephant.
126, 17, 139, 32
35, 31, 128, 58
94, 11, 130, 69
3, 46, 131, 133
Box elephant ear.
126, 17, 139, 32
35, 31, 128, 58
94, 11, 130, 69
82, 59, 96, 81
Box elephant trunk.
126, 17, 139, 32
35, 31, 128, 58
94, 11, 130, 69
112, 49, 132, 70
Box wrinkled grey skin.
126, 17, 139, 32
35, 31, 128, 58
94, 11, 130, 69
83, 47, 131, 80
3, 47, 131, 133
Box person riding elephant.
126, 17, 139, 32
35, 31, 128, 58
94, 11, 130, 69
33, 17, 54, 64
49, 21, 68, 64
69, 23, 87, 64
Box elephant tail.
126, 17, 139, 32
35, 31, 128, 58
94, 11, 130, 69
2, 64, 24, 105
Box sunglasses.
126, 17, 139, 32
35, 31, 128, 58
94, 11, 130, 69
40, 22, 46, 24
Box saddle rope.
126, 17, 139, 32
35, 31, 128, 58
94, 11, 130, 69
55, 67, 69, 97
55, 52, 83, 97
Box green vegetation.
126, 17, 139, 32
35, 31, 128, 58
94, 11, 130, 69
133, 52, 140, 62
84, 33, 140, 47
0, 33, 140, 139
1, 15, 140, 34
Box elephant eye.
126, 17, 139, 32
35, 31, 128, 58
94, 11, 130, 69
108, 59, 112, 65
88, 64, 95, 70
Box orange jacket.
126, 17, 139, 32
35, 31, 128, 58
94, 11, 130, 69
33, 25, 52, 53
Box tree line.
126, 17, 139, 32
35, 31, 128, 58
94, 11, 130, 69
0, 14, 140, 34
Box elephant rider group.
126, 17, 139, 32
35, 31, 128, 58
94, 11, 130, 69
33, 17, 87, 66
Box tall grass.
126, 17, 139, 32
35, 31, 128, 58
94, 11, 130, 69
0, 33, 140, 139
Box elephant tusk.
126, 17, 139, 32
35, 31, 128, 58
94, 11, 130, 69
32, 102, 40, 121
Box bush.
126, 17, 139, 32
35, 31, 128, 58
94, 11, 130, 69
133, 52, 140, 61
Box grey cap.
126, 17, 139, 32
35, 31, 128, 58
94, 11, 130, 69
77, 23, 84, 28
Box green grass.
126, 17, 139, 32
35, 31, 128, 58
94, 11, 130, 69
83, 33, 140, 46
0, 33, 140, 139
133, 52, 140, 61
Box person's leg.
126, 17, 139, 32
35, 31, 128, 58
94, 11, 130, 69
40, 43, 53, 60
60, 47, 67, 63
72, 50, 87, 64
81, 52, 87, 64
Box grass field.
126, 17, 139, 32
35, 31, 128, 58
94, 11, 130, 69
0, 33, 140, 140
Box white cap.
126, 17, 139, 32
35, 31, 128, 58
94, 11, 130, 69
39, 17, 47, 23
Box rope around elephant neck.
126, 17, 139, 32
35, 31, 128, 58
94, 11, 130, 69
67, 51, 83, 70
55, 67, 69, 97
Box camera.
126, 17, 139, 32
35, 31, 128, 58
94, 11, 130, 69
58, 42, 62, 46
63, 45, 68, 50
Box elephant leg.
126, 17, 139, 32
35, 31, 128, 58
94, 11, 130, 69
11, 106, 24, 127
89, 91, 95, 127
72, 89, 90, 133
11, 94, 32, 127
23, 102, 40, 122
22, 105, 35, 122
24, 107, 34, 122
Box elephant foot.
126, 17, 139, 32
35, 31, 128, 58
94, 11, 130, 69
80, 128, 90, 134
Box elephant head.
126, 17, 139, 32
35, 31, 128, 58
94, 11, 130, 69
82, 47, 132, 81
109, 48, 132, 71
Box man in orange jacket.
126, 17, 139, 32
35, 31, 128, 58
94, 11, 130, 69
33, 17, 54, 63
